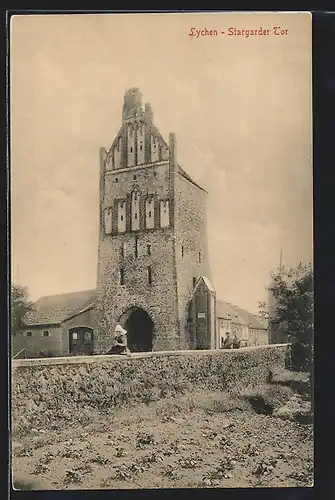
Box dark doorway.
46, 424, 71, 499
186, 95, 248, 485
119, 307, 154, 352
69, 327, 93, 355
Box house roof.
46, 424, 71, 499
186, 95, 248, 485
23, 289, 97, 326
216, 300, 248, 325
220, 302, 267, 330
228, 304, 268, 330
194, 276, 216, 294
178, 166, 207, 193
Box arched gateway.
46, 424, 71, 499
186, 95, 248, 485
118, 307, 154, 352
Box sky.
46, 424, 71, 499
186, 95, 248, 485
10, 12, 313, 314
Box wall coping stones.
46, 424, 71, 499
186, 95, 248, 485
12, 344, 290, 368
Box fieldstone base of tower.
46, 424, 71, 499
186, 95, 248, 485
92, 299, 181, 354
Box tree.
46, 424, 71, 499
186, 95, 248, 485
259, 263, 314, 370
11, 284, 34, 336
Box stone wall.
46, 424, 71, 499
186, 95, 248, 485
12, 344, 290, 435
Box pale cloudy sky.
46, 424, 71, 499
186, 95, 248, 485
10, 12, 313, 314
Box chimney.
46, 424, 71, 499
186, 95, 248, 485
169, 132, 177, 167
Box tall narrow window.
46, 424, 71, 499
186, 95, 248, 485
181, 246, 184, 257
120, 268, 124, 285
147, 243, 151, 255
117, 200, 126, 233
160, 200, 170, 228
135, 236, 139, 258
104, 207, 112, 235
193, 277, 197, 288
147, 266, 152, 285
131, 190, 140, 231
145, 197, 155, 229
198, 251, 201, 263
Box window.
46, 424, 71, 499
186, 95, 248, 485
131, 190, 140, 231
130, 147, 133, 153
120, 268, 124, 285
104, 207, 112, 235
198, 252, 201, 263
84, 331, 92, 341
115, 178, 118, 183
121, 215, 124, 221
147, 243, 151, 255
147, 266, 152, 284
145, 198, 155, 229
140, 144, 143, 151
26, 331, 32, 337
133, 175, 137, 180
42, 330, 50, 337
193, 277, 197, 288
181, 246, 184, 257
153, 171, 157, 178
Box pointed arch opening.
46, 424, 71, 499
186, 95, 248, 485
118, 306, 154, 352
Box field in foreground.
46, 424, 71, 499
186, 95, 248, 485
12, 371, 313, 490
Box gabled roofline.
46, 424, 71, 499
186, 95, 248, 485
177, 166, 208, 193
63, 303, 96, 323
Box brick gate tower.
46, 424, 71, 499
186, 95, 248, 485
94, 88, 214, 353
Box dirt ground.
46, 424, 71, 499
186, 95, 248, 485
12, 386, 313, 490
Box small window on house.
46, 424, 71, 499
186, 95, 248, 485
133, 175, 137, 180
147, 243, 151, 255
148, 211, 152, 218
198, 252, 201, 263
134, 213, 138, 220
115, 178, 118, 183
26, 331, 32, 337
42, 330, 50, 337
120, 268, 124, 285
193, 277, 197, 288
147, 266, 152, 285
181, 246, 184, 257
121, 215, 124, 221
130, 147, 133, 153
140, 144, 143, 151
153, 171, 157, 178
